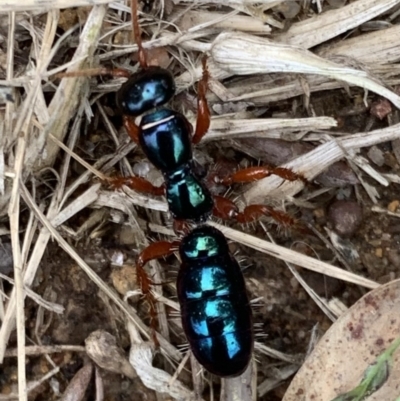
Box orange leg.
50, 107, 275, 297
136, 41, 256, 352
192, 56, 211, 145
123, 115, 140, 143
137, 240, 181, 268
173, 220, 192, 236
107, 117, 163, 196
136, 240, 180, 344
212, 195, 239, 220
235, 204, 297, 227
217, 166, 307, 186
213, 195, 308, 232
107, 175, 165, 196
237, 204, 310, 233
136, 240, 180, 294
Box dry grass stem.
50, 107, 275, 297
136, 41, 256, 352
372, 205, 400, 218
277, 0, 400, 48
7, 11, 27, 397
176, 9, 272, 34
0, 0, 112, 12
318, 24, 400, 64
48, 134, 108, 181
257, 364, 299, 397
255, 342, 300, 365
0, 366, 60, 400
34, 5, 107, 170
220, 363, 255, 401
243, 123, 400, 203
210, 223, 379, 290
95, 189, 168, 214
0, 273, 64, 314
205, 116, 337, 141
264, 230, 338, 322
4, 345, 85, 358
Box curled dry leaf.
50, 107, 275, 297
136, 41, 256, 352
283, 279, 400, 401
211, 32, 400, 108
129, 342, 199, 401
85, 330, 137, 379
127, 322, 199, 401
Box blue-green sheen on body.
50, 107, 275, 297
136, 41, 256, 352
165, 166, 214, 221
177, 226, 253, 377
115, 59, 254, 377
139, 108, 214, 221
180, 227, 229, 260
140, 109, 192, 172
116, 67, 175, 116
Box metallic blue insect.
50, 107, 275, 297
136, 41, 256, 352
116, 35, 253, 376
72, 0, 302, 378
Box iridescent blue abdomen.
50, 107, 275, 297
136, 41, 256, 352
177, 226, 253, 377
140, 109, 192, 172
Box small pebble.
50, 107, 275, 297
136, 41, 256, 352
370, 98, 392, 120
328, 200, 363, 237
297, 330, 306, 339
111, 265, 138, 297
119, 225, 138, 246
110, 250, 124, 266
1, 384, 12, 395
313, 208, 325, 219
367, 146, 385, 167
375, 248, 383, 258
388, 200, 400, 213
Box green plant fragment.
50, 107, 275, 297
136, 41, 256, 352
330, 336, 400, 401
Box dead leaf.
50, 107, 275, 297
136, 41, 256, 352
283, 279, 400, 401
